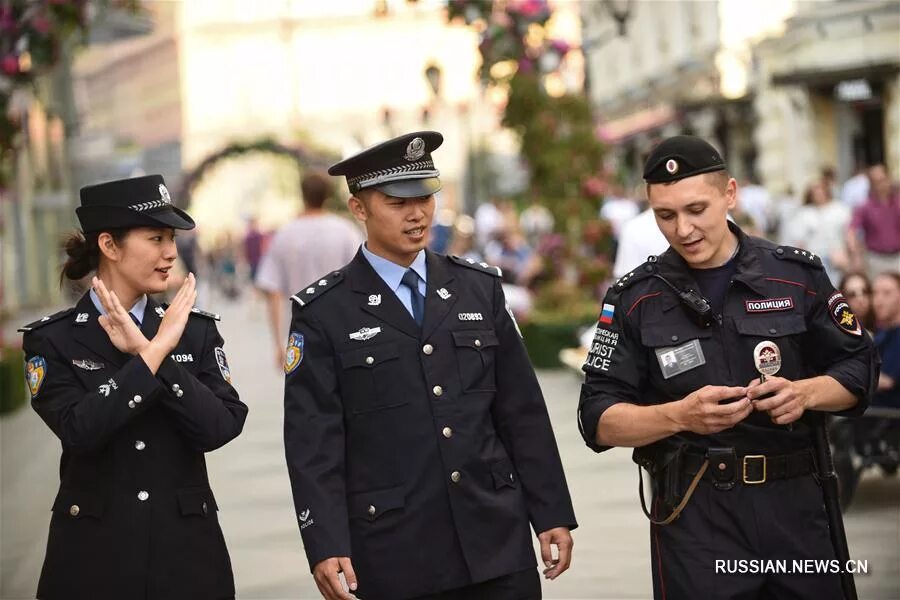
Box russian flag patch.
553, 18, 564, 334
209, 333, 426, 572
599, 303, 615, 325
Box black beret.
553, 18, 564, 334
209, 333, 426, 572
329, 131, 443, 198
76, 175, 194, 233
643, 135, 726, 184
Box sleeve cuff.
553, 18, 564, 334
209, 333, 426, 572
824, 369, 869, 417
579, 396, 624, 453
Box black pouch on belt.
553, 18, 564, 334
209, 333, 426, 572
707, 447, 737, 490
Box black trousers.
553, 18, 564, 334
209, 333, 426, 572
413, 568, 541, 600
651, 475, 844, 600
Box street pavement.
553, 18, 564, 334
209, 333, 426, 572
1, 292, 898, 599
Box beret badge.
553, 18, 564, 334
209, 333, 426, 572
404, 137, 426, 161
665, 159, 679, 175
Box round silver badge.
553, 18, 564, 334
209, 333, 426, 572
404, 137, 426, 161
665, 159, 679, 175
753, 341, 782, 378
159, 184, 171, 203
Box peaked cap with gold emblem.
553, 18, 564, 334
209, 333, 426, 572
328, 131, 443, 198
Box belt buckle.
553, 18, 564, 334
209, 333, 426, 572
742, 454, 767, 484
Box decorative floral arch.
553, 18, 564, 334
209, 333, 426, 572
176, 139, 333, 209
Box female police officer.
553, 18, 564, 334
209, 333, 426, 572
578, 136, 877, 600
20, 175, 248, 600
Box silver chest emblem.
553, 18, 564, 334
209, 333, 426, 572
349, 327, 382, 341
437, 288, 451, 300
368, 294, 382, 306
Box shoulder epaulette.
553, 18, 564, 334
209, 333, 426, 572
189, 307, 221, 321
18, 308, 75, 333
291, 271, 345, 309
773, 246, 824, 269
612, 256, 659, 292
449, 255, 502, 278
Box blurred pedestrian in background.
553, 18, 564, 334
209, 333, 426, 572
242, 216, 267, 283
840, 272, 876, 335
255, 171, 364, 369
847, 164, 900, 278
872, 272, 900, 408
784, 181, 850, 283
19, 175, 247, 600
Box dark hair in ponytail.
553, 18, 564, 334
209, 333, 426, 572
59, 229, 129, 286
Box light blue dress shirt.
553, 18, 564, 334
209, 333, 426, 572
89, 288, 148, 325
361, 244, 427, 319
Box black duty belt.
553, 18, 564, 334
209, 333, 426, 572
684, 447, 816, 490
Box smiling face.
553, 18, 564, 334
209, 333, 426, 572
98, 227, 178, 300
349, 188, 435, 266
647, 172, 738, 269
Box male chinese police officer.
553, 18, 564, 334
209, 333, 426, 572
284, 131, 576, 600
578, 136, 877, 600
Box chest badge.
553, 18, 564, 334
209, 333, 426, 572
437, 288, 451, 300
75, 312, 89, 323
753, 341, 782, 382
72, 359, 104, 371
368, 294, 381, 306
155, 306, 166, 317
349, 326, 382, 341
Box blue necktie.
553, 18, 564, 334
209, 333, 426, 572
400, 269, 424, 326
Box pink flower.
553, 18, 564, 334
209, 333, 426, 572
550, 39, 570, 55
1, 54, 19, 75
31, 15, 52, 35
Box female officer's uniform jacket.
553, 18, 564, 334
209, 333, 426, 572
284, 249, 577, 600
20, 292, 247, 600
578, 222, 877, 458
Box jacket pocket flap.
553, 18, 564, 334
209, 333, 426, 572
340, 343, 400, 369
451, 330, 499, 349
490, 461, 519, 489
734, 314, 807, 337
52, 488, 105, 518
349, 484, 406, 521
640, 325, 712, 348
177, 488, 218, 517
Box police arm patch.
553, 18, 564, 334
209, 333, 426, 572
214, 347, 233, 383
26, 356, 47, 398
826, 292, 862, 336
284, 332, 304, 374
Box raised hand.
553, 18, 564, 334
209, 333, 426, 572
93, 276, 149, 355
154, 273, 197, 355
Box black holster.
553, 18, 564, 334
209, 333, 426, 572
633, 444, 688, 510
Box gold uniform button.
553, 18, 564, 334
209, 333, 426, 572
450, 471, 461, 483
135, 440, 146, 451
442, 427, 453, 439
474, 339, 482, 348
423, 344, 434, 355
69, 505, 80, 517
433, 385, 443, 397
367, 505, 376, 516
365, 356, 374, 365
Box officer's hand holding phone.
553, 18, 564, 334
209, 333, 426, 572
313, 556, 358, 600
675, 385, 752, 434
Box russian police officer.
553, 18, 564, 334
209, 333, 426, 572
578, 136, 877, 599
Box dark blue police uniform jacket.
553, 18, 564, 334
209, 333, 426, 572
284, 249, 577, 600
21, 293, 247, 600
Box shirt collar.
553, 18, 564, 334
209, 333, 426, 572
89, 288, 148, 324
361, 244, 427, 292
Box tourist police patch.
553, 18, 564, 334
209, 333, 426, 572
826, 292, 862, 336
26, 356, 47, 397
284, 332, 304, 374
